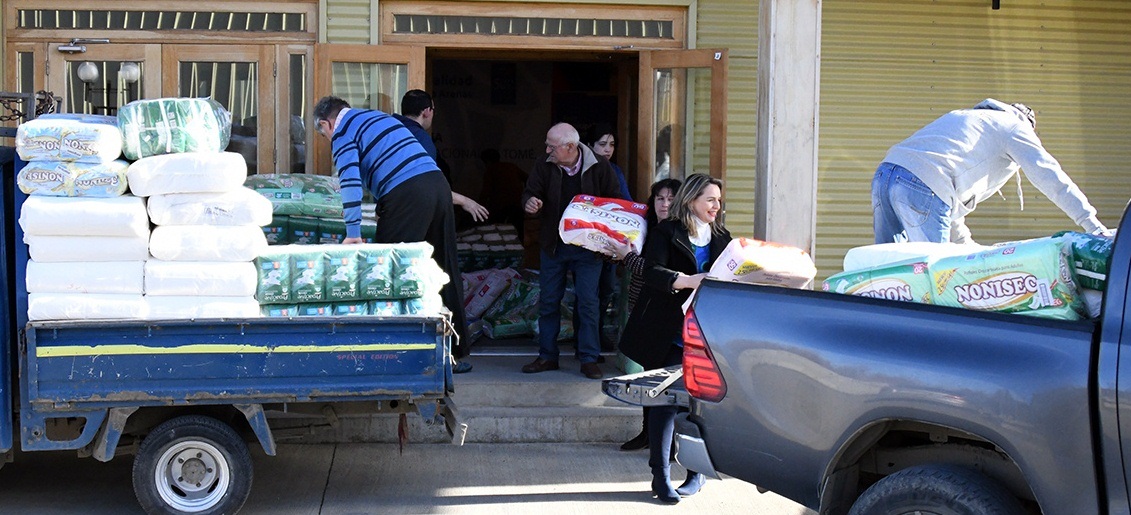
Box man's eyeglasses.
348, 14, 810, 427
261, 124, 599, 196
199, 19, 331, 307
546, 142, 568, 153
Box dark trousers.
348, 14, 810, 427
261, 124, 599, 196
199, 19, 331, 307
649, 344, 686, 475
538, 245, 603, 364
375, 171, 470, 358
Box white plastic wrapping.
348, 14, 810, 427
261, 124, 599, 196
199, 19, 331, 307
26, 260, 144, 294
27, 293, 146, 321
144, 260, 258, 296
843, 242, 989, 272
15, 114, 123, 163
19, 195, 150, 237
558, 195, 649, 254
149, 225, 268, 262
25, 234, 151, 263
708, 237, 817, 289
145, 296, 261, 320
126, 152, 248, 197
147, 187, 273, 227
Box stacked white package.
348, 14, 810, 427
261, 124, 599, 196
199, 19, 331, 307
19, 196, 150, 321
130, 152, 270, 320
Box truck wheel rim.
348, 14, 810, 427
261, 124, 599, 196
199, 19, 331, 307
154, 440, 230, 512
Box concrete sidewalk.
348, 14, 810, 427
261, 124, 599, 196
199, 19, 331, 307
0, 442, 815, 514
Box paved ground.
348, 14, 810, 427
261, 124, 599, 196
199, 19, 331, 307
0, 442, 816, 515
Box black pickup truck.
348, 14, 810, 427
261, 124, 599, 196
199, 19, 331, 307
668, 207, 1131, 515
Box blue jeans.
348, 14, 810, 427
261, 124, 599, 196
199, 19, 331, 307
538, 245, 603, 364
872, 162, 952, 243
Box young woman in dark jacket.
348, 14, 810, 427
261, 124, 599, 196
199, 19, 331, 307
608, 173, 731, 503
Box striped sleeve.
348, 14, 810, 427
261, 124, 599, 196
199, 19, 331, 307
333, 114, 365, 239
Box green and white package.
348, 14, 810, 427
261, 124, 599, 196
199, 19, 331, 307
358, 246, 394, 299
290, 216, 320, 245
392, 242, 434, 299
324, 247, 359, 301
255, 253, 291, 304
296, 304, 333, 317
319, 219, 347, 244
822, 260, 932, 304
291, 249, 327, 302
369, 300, 403, 316
333, 302, 368, 316
261, 304, 299, 317
931, 236, 1084, 320
1055, 231, 1114, 291
263, 216, 290, 245
118, 97, 231, 160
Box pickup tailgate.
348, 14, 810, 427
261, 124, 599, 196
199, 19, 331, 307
24, 316, 450, 408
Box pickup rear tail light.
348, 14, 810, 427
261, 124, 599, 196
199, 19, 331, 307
683, 306, 726, 402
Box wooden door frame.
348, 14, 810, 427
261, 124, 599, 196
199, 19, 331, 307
311, 44, 425, 175
163, 44, 276, 174
636, 49, 728, 196
46, 43, 162, 114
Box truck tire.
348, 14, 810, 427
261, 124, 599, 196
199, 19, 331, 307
132, 415, 253, 515
848, 463, 1025, 515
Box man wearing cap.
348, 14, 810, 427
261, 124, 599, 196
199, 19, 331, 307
872, 98, 1107, 244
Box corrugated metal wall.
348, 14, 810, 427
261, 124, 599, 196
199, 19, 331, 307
819, 0, 1131, 279
326, 0, 373, 43
696, 0, 758, 237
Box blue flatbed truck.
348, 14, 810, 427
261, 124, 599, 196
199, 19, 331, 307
0, 105, 464, 514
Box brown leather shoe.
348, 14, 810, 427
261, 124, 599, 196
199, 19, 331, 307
581, 362, 603, 379
522, 358, 559, 374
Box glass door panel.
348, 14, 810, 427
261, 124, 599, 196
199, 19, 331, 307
165, 45, 274, 175
279, 45, 313, 174
46, 43, 161, 116
313, 44, 425, 176
637, 50, 728, 195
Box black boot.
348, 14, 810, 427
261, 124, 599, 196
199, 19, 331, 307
621, 430, 648, 451
675, 471, 706, 497
651, 467, 680, 504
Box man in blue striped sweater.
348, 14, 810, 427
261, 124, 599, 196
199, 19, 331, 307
314, 96, 472, 372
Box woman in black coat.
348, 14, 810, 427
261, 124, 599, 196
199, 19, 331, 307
609, 173, 731, 504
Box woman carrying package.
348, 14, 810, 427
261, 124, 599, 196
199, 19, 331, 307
604, 173, 730, 503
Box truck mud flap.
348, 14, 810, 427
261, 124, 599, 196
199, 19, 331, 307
602, 366, 689, 407
421, 397, 467, 445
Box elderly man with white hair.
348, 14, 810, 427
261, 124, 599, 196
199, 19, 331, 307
520, 123, 625, 379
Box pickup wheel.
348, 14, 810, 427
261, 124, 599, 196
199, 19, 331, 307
848, 464, 1024, 515
132, 415, 253, 515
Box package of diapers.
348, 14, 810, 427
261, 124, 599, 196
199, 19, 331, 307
709, 238, 817, 289
18, 159, 129, 197
369, 300, 403, 316
823, 260, 932, 304
358, 246, 395, 299
118, 97, 232, 160
16, 113, 122, 163
843, 242, 989, 272
19, 195, 149, 238
392, 242, 440, 299
1054, 231, 1114, 291
145, 296, 261, 320
333, 302, 369, 316
931, 236, 1084, 320
255, 251, 293, 304
244, 173, 343, 218
149, 225, 268, 262
290, 248, 328, 303
27, 293, 146, 321
559, 195, 648, 254
261, 304, 300, 317
322, 247, 361, 301
144, 260, 257, 296
127, 152, 248, 197
26, 261, 144, 294
25, 234, 151, 263
147, 187, 273, 226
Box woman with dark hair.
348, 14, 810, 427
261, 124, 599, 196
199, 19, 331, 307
610, 178, 681, 451
585, 123, 632, 201
605, 173, 729, 503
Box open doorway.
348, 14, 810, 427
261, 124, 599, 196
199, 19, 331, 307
426, 50, 641, 232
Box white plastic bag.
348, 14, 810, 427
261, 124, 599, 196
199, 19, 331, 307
26, 260, 144, 294
149, 225, 268, 262
144, 260, 258, 296
558, 195, 648, 254
19, 195, 149, 237
709, 237, 816, 289
147, 187, 273, 226
126, 152, 247, 197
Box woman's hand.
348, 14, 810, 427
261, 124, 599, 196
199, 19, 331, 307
453, 192, 490, 222
673, 273, 707, 291
603, 238, 633, 260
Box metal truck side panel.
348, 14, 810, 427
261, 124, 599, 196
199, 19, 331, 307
1096, 205, 1131, 513
689, 280, 1099, 514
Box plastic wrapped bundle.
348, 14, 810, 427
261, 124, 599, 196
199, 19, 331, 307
708, 237, 817, 289
18, 159, 130, 197
15, 113, 122, 163
559, 195, 648, 254
147, 187, 272, 226
19, 195, 150, 238
149, 225, 268, 262
26, 261, 145, 294
145, 296, 261, 320
144, 260, 258, 296
118, 97, 231, 160
28, 293, 146, 321
823, 260, 932, 304
127, 152, 247, 197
